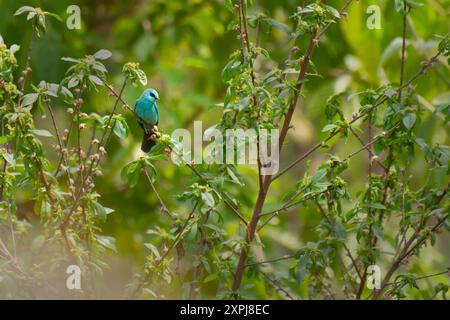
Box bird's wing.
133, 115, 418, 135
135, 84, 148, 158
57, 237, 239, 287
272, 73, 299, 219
134, 99, 149, 133
154, 102, 159, 126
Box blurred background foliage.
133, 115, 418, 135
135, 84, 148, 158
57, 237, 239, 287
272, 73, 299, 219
0, 0, 448, 298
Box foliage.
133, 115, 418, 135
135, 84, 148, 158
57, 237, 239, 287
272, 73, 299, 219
0, 0, 448, 299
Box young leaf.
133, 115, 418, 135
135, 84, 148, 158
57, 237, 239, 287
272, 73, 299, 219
31, 129, 53, 137
96, 235, 117, 253
121, 161, 141, 187
402, 113, 416, 130
113, 118, 128, 140
201, 192, 215, 207
94, 49, 112, 60
89, 75, 104, 86
14, 6, 35, 16
61, 57, 79, 63
0, 136, 12, 145
21, 93, 39, 107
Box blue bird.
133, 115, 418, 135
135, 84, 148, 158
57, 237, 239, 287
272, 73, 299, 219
134, 88, 160, 152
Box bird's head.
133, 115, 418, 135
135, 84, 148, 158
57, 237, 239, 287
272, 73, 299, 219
143, 88, 159, 102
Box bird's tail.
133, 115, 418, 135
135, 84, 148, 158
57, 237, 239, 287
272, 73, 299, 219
141, 131, 156, 153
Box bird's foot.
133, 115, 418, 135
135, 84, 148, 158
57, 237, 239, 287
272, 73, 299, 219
152, 125, 161, 138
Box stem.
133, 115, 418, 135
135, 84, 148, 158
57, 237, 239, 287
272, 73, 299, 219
397, 3, 408, 100
18, 20, 36, 92
76, 95, 83, 183
46, 99, 74, 196
88, 81, 127, 174
97, 81, 127, 149
54, 115, 74, 176
349, 126, 387, 171
0, 155, 7, 202
232, 27, 319, 291
143, 165, 176, 220
159, 201, 199, 263
260, 271, 296, 300
357, 112, 374, 300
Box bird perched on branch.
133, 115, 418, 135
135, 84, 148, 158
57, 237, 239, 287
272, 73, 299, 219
134, 88, 160, 152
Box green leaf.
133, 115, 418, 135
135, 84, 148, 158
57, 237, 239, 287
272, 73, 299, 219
369, 203, 387, 210
333, 223, 346, 241
264, 18, 292, 35
0, 135, 12, 145
89, 75, 103, 86
203, 273, 219, 283
406, 0, 423, 8
144, 243, 160, 258
226, 166, 243, 186
221, 59, 241, 82
311, 169, 327, 183
31, 235, 46, 250
371, 225, 384, 240
45, 12, 62, 22
14, 6, 35, 16
201, 192, 215, 207
384, 89, 397, 98
96, 235, 117, 252
58, 85, 74, 102
121, 161, 141, 187
394, 0, 404, 12
224, 0, 234, 12
61, 57, 79, 63
2, 153, 15, 166
113, 118, 128, 140
67, 77, 79, 89
203, 224, 226, 235
145, 154, 166, 162
94, 49, 112, 60
21, 93, 39, 107
94, 201, 107, 220
31, 129, 53, 137
325, 5, 340, 19
296, 254, 311, 284
402, 113, 416, 130
322, 123, 339, 133
122, 62, 147, 86
26, 11, 36, 20
136, 69, 147, 86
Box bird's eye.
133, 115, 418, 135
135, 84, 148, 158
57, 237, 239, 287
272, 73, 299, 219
150, 93, 156, 99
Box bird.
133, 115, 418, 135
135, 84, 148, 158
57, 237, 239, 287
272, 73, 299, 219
134, 88, 160, 152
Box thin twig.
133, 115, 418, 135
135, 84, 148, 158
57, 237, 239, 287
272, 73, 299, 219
18, 20, 36, 92
260, 271, 296, 300
384, 270, 449, 287
185, 161, 248, 225
159, 201, 199, 263
143, 165, 176, 220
